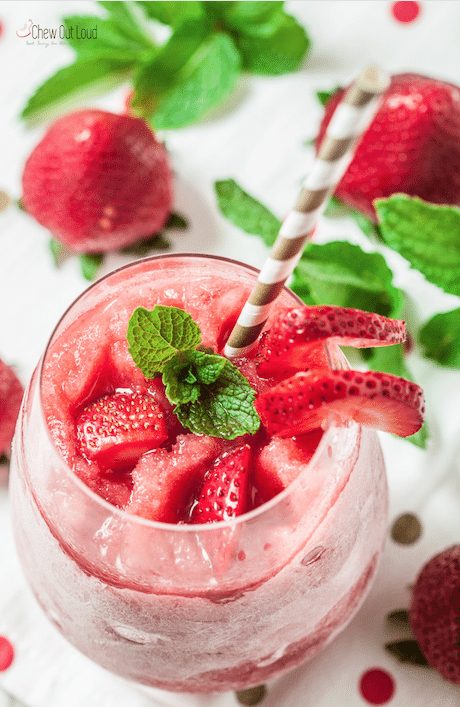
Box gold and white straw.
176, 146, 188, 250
224, 66, 390, 358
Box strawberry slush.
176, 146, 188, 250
9, 255, 388, 692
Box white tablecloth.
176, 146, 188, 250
1, 2, 459, 706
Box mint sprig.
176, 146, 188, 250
419, 308, 460, 369
127, 305, 260, 440
376, 195, 460, 297
21, 1, 310, 126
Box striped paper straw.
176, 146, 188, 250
224, 66, 390, 358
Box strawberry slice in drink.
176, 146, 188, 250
256, 370, 424, 438
127, 435, 224, 522
257, 306, 406, 377
190, 444, 251, 523
76, 391, 168, 471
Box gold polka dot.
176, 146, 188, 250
236, 684, 267, 705
0, 190, 11, 213
391, 512, 422, 545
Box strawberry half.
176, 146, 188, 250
76, 392, 167, 470
191, 444, 251, 524
0, 359, 23, 457
256, 370, 424, 438
410, 545, 460, 684
257, 306, 406, 377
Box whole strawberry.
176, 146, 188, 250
410, 545, 460, 684
22, 110, 172, 252
0, 359, 23, 457
318, 74, 460, 220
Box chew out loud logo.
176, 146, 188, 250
17, 20, 98, 42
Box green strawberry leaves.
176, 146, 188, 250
375, 195, 460, 297
127, 305, 260, 439
419, 308, 460, 369
21, 1, 311, 125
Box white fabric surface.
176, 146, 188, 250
0, 2, 459, 706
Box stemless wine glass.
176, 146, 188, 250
9, 255, 387, 693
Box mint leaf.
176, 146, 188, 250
63, 15, 150, 61
166, 211, 189, 230
376, 195, 460, 296
152, 33, 240, 129
175, 361, 260, 439
419, 308, 460, 369
291, 242, 404, 318
133, 17, 210, 115
127, 305, 201, 377
316, 86, 340, 107
214, 179, 281, 246
236, 14, 310, 75
140, 1, 204, 26
366, 344, 428, 448
79, 253, 103, 281
21, 59, 131, 121
212, 2, 285, 38
163, 350, 227, 404
0, 453, 8, 465
98, 1, 154, 48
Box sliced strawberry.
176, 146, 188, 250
255, 430, 323, 503
76, 391, 167, 470
256, 370, 424, 438
257, 306, 406, 377
0, 359, 23, 456
127, 434, 224, 522
190, 444, 251, 524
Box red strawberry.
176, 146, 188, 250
258, 306, 406, 377
191, 444, 251, 524
256, 369, 424, 438
76, 392, 167, 471
128, 434, 224, 522
410, 545, 460, 684
0, 359, 23, 457
318, 74, 460, 219
255, 430, 323, 503
22, 110, 172, 252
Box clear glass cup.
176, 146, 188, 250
9, 255, 387, 693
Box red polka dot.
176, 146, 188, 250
0, 636, 14, 671
391, 1, 421, 23
359, 668, 395, 705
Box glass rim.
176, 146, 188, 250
38, 252, 358, 533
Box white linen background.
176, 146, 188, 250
0, 2, 459, 706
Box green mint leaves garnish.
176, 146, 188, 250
375, 195, 460, 297
21, 2, 310, 126
419, 308, 460, 370
175, 362, 260, 440
128, 306, 201, 378
127, 305, 260, 440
